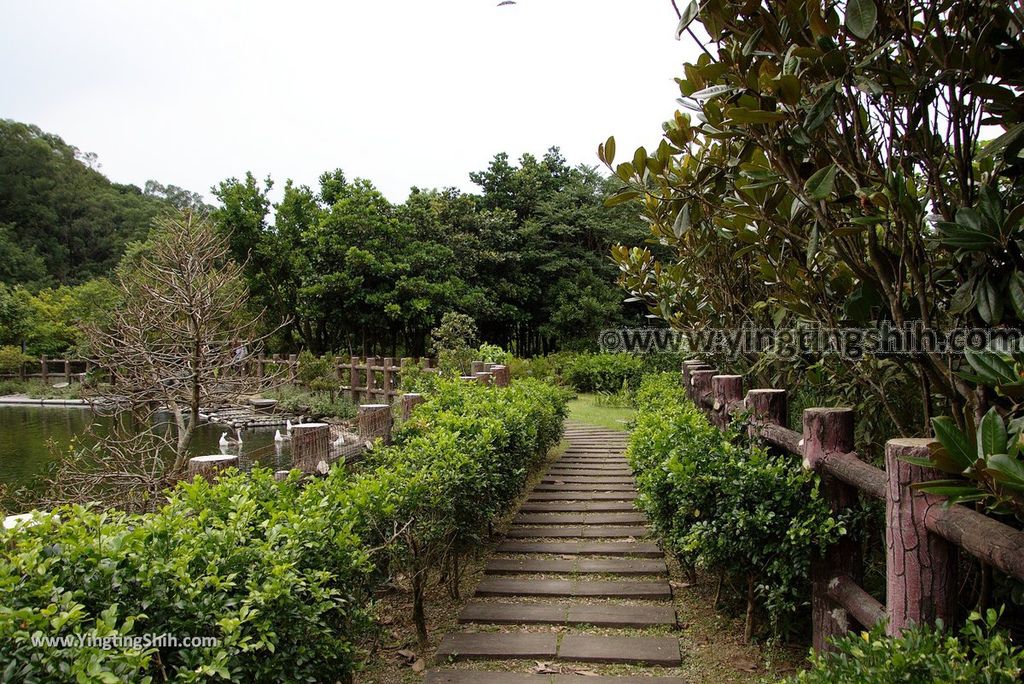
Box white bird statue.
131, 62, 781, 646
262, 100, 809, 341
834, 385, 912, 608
275, 429, 286, 443
332, 433, 345, 447
220, 428, 243, 448
286, 419, 294, 435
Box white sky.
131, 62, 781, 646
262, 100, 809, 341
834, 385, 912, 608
1, 0, 697, 203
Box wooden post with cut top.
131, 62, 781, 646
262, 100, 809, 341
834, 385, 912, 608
803, 407, 859, 653
885, 437, 956, 635
711, 374, 743, 429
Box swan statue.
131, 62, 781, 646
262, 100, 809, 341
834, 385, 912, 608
219, 428, 243, 448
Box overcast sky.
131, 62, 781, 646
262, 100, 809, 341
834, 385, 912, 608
1, 0, 698, 204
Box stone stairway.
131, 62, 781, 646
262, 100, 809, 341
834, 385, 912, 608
425, 422, 687, 684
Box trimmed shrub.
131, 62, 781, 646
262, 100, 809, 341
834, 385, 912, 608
628, 373, 845, 639
784, 609, 1024, 683
0, 377, 568, 680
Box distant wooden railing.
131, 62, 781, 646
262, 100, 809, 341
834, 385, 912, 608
249, 354, 435, 404
187, 360, 510, 481
0, 356, 93, 383
680, 359, 1024, 651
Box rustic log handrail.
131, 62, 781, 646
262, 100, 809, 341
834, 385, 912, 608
682, 359, 1024, 649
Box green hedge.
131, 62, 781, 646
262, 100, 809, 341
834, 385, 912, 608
0, 378, 569, 682
627, 373, 844, 638
510, 352, 688, 393
784, 609, 1023, 683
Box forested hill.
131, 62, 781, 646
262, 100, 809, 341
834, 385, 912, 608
1, 119, 648, 355
0, 119, 196, 288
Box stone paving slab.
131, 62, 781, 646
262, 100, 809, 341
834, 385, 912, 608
484, 558, 668, 576
506, 526, 650, 539
458, 601, 676, 627
426, 673, 689, 684
533, 483, 635, 492
519, 501, 638, 512
435, 634, 681, 666
496, 541, 662, 557
558, 635, 681, 666
548, 466, 634, 473
475, 578, 671, 599
514, 512, 647, 525
541, 476, 635, 484
527, 491, 638, 501
436, 633, 557, 661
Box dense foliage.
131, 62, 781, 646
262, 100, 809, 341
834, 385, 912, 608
0, 378, 567, 681
607, 1, 1024, 455
783, 609, 1024, 683
509, 352, 686, 394
628, 373, 845, 639
213, 150, 646, 356
0, 120, 177, 288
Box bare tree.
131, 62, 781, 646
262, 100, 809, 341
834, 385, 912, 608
77, 209, 281, 490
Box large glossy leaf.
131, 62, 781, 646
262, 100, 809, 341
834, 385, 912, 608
675, 0, 700, 39
1010, 271, 1024, 320
691, 85, 737, 101
986, 453, 1024, 490
931, 416, 977, 471
978, 407, 1008, 456
845, 0, 877, 39
976, 277, 1004, 324
964, 350, 1017, 385
804, 165, 837, 200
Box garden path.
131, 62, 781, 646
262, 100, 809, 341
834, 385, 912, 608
425, 421, 687, 684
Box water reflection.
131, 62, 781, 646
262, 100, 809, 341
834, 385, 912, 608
0, 405, 292, 491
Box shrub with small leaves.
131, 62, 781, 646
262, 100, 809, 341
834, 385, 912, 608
783, 609, 1024, 683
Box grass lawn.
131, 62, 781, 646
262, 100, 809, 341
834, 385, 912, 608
567, 392, 634, 431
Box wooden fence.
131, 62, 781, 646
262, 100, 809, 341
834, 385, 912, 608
0, 356, 92, 383
250, 355, 436, 404
680, 359, 1024, 651
187, 360, 510, 481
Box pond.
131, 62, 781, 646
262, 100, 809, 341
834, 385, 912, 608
0, 405, 294, 495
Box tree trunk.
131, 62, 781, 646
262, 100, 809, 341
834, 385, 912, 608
744, 573, 756, 644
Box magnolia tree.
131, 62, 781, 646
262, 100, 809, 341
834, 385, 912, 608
606, 0, 1024, 512
45, 210, 280, 509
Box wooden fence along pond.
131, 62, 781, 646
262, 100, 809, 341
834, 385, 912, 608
185, 361, 511, 482
681, 360, 1024, 651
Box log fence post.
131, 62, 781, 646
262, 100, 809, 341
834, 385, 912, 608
711, 374, 743, 429
365, 356, 377, 402
401, 393, 425, 421
382, 357, 394, 402
885, 438, 956, 635
745, 389, 788, 440
688, 368, 717, 406
359, 404, 394, 445
187, 455, 238, 482
288, 354, 298, 383
291, 423, 331, 474
681, 359, 707, 386
40, 355, 48, 385
349, 357, 360, 403
803, 407, 859, 653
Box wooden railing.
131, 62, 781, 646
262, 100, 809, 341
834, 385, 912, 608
188, 360, 510, 481
680, 359, 1024, 651
0, 357, 93, 383
250, 355, 435, 404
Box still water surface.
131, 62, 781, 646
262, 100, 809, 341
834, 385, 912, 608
0, 405, 292, 492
